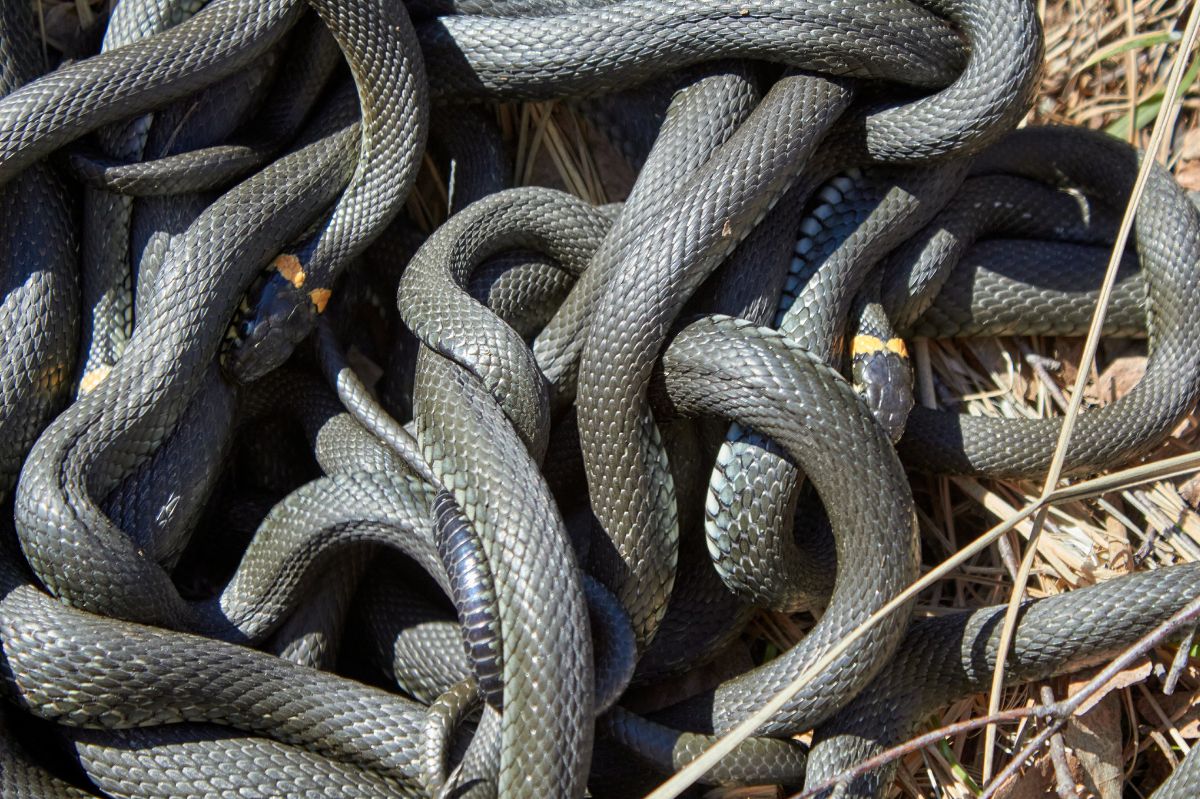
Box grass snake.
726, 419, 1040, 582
0, 0, 1197, 797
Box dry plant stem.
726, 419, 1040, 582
72, 0, 93, 25
1025, 352, 1070, 413
1125, 0, 1140, 146
979, 2, 1200, 782
788, 707, 1053, 799
1048, 450, 1200, 503
982, 508, 1050, 782
1164, 626, 1194, 694
35, 0, 48, 69
1040, 684, 1081, 799
642, 506, 1036, 799
1135, 682, 1191, 754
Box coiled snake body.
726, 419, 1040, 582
0, 1, 1197, 798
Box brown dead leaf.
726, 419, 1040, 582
1102, 515, 1136, 569
1181, 128, 1200, 161
1056, 338, 1086, 387
1176, 159, 1200, 192
991, 753, 1057, 799
1085, 355, 1147, 404
966, 339, 1015, 383
1135, 683, 1200, 739
1065, 688, 1124, 799
1073, 659, 1153, 716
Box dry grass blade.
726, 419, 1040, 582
979, 2, 1200, 783
1074, 28, 1182, 75
1122, 0, 1140, 147
1047, 451, 1200, 503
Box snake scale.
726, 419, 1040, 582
0, 0, 1196, 796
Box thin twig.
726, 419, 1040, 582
643, 448, 1200, 799
641, 506, 1038, 799
1041, 685, 1082, 799
1164, 626, 1195, 694
788, 706, 1056, 799
1125, 0, 1141, 146
979, 2, 1200, 781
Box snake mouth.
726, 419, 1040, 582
219, 269, 272, 366
221, 269, 319, 384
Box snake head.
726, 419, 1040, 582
851, 335, 915, 443
222, 269, 320, 384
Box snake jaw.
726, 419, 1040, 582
222, 271, 318, 384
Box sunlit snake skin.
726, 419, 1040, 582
0, 556, 429, 790
898, 127, 1200, 477
417, 0, 966, 101
0, 0, 78, 500
225, 0, 429, 382
902, 239, 1146, 339
67, 15, 344, 197
75, 0, 209, 395
0, 0, 304, 184
706, 163, 966, 612
402, 189, 606, 796
66, 724, 416, 799
1, 1, 1199, 796
535, 62, 761, 409
651, 316, 918, 736
579, 74, 856, 649
14, 102, 362, 631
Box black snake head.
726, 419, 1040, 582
851, 335, 915, 444
222, 260, 321, 384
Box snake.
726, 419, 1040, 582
0, 0, 78, 501
0, 0, 1198, 797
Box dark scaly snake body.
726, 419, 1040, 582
14, 103, 363, 631
0, 0, 78, 500
75, 0, 209, 397
0, 557, 429, 790
895, 127, 1200, 477
400, 189, 608, 796
705, 162, 967, 613
0, 1, 1197, 797
578, 73, 857, 648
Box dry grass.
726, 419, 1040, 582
31, 0, 1200, 797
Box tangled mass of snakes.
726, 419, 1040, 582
4, 0, 1200, 795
